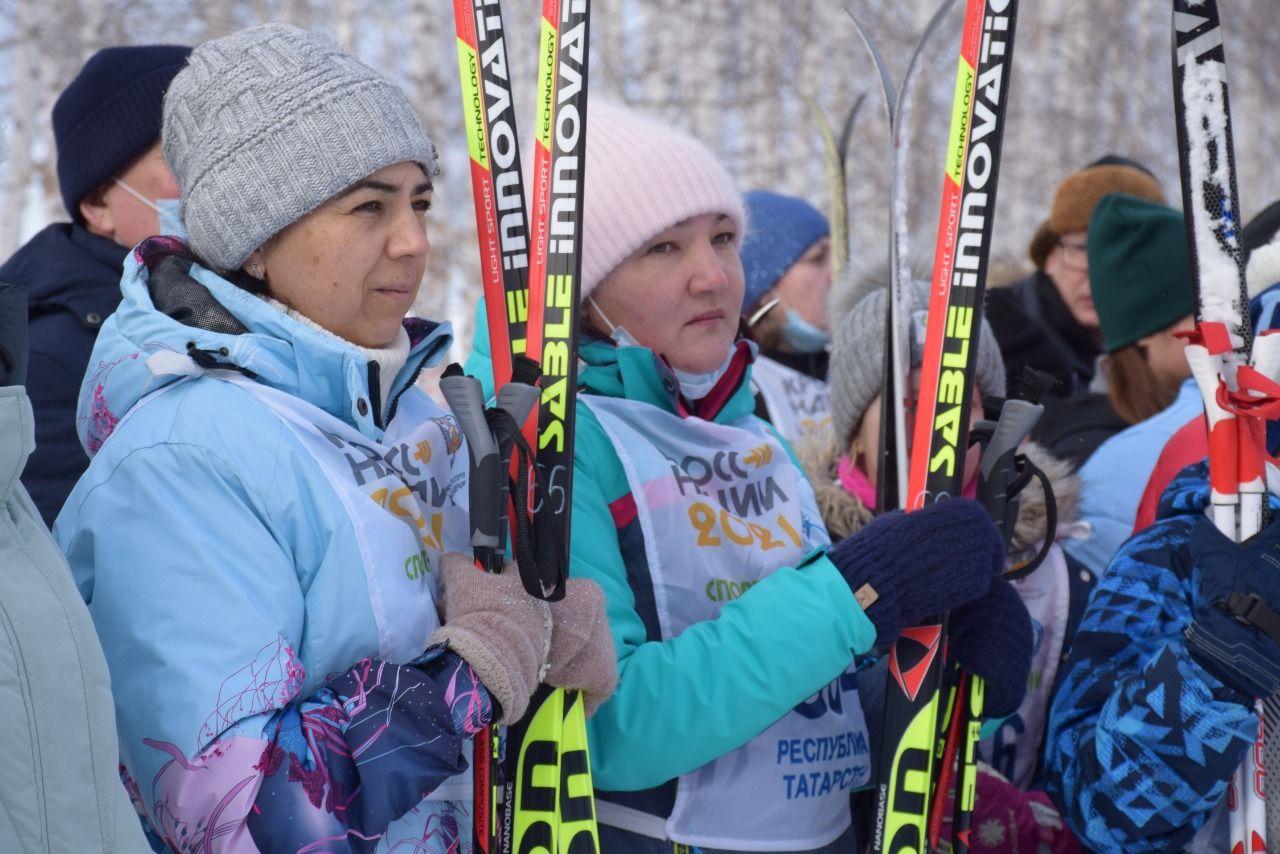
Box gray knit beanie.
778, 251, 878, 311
829, 273, 1006, 451
162, 24, 438, 272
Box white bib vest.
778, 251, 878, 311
232, 377, 472, 662
750, 356, 832, 446
978, 544, 1071, 789
132, 355, 477, 808
136, 352, 472, 663
583, 394, 869, 852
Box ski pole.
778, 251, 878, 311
872, 2, 1021, 851
438, 365, 507, 852
1172, 2, 1267, 846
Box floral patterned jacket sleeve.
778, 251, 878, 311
126, 648, 491, 853
1043, 464, 1257, 852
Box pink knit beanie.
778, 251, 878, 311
581, 101, 746, 296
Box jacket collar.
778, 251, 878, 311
0, 223, 127, 328
79, 239, 452, 454
1033, 270, 1101, 365
578, 334, 758, 423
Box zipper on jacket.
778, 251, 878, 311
368, 362, 384, 430
384, 357, 430, 427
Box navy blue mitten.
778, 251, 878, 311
947, 577, 1033, 718
1185, 516, 1280, 701
827, 498, 1005, 644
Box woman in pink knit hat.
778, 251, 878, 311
478, 100, 1029, 853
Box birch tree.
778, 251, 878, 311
1, 0, 39, 255
3, 0, 1280, 282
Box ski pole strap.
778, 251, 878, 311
490, 406, 567, 602
594, 798, 697, 852
1222, 366, 1280, 420
491, 378, 540, 554
485, 406, 543, 596
974, 397, 1047, 557
593, 800, 670, 840
1003, 458, 1057, 581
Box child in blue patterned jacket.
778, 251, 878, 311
1045, 458, 1280, 852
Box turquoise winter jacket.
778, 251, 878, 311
466, 317, 876, 813
56, 240, 492, 852
570, 341, 877, 791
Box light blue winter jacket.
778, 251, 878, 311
54, 240, 490, 852
1, 382, 150, 852
1065, 378, 1202, 576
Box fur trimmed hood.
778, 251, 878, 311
795, 431, 874, 542
800, 432, 1080, 569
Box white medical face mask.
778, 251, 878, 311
672, 350, 738, 400
588, 296, 736, 400
587, 296, 640, 349
154, 198, 186, 239
778, 305, 830, 353
113, 178, 186, 240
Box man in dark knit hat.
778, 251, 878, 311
986, 156, 1166, 400
0, 44, 190, 526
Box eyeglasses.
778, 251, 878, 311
1056, 240, 1088, 271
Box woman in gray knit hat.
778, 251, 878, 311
806, 266, 1006, 539
53, 24, 614, 851
801, 265, 1093, 852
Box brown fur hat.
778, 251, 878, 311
1028, 164, 1165, 269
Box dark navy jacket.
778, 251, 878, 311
0, 223, 127, 526
986, 269, 1100, 400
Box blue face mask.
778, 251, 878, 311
154, 198, 187, 240
588, 296, 640, 349
113, 178, 186, 241
779, 307, 830, 353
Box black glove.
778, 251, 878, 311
1185, 516, 1280, 700
827, 498, 1005, 643
947, 577, 1033, 718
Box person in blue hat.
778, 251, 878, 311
0, 43, 192, 527
739, 190, 834, 445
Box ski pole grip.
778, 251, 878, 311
976, 399, 1043, 550
440, 370, 502, 569
496, 382, 540, 437
977, 399, 1042, 483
